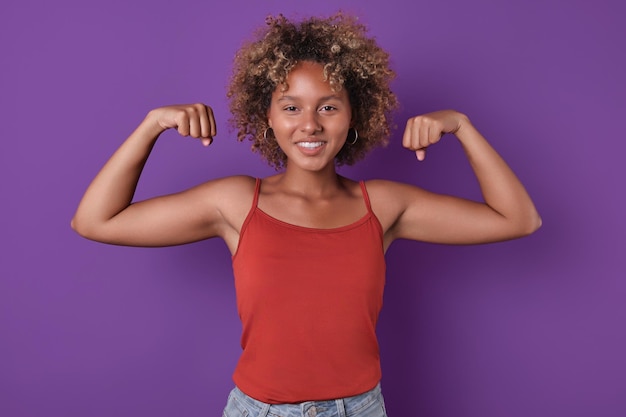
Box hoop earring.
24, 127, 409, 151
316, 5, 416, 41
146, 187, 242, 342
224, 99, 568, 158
263, 128, 274, 140
347, 128, 359, 145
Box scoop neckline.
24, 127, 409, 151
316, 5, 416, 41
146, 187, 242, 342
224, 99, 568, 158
255, 206, 372, 233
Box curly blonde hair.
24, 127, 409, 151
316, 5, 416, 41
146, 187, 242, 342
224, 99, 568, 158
227, 13, 398, 169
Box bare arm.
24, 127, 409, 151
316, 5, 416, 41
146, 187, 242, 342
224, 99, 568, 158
377, 110, 541, 246
71, 104, 250, 247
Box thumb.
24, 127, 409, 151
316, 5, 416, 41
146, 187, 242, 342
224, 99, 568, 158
415, 149, 426, 161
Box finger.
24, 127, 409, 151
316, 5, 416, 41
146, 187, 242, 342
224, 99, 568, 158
430, 121, 444, 144
188, 107, 202, 138
415, 149, 426, 161
197, 104, 212, 138
207, 105, 217, 138
201, 138, 213, 147
419, 121, 430, 150
402, 118, 414, 149
407, 117, 423, 150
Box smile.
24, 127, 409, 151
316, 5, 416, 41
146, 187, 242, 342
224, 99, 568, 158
296, 141, 325, 149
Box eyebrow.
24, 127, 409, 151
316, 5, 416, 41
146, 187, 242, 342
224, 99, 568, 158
276, 94, 345, 102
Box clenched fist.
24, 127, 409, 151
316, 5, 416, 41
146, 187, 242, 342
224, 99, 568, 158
148, 103, 216, 146
402, 110, 469, 161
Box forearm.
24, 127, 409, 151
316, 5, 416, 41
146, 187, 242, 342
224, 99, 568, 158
455, 117, 541, 234
71, 113, 164, 235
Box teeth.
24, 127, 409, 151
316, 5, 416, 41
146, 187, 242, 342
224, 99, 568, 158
297, 142, 324, 148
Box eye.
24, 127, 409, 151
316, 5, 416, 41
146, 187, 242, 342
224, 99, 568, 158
283, 105, 298, 112
320, 105, 337, 112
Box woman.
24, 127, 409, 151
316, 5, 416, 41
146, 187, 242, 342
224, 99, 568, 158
72, 13, 540, 417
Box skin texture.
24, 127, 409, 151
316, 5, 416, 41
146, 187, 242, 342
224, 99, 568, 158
71, 61, 541, 256
227, 13, 397, 168
267, 62, 353, 175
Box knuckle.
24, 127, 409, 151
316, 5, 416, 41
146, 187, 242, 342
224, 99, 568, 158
186, 104, 199, 115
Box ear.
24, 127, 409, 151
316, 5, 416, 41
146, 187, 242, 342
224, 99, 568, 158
266, 108, 273, 128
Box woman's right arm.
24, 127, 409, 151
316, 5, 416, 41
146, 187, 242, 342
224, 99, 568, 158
71, 104, 245, 247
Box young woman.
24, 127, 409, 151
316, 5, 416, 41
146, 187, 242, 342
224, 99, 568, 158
72, 13, 540, 417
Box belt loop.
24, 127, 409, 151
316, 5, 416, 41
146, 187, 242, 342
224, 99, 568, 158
335, 398, 346, 417
258, 403, 271, 417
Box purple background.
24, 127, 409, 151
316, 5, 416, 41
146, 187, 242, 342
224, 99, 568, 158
1, 0, 624, 416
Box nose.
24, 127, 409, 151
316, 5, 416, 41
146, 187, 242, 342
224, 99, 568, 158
300, 109, 322, 134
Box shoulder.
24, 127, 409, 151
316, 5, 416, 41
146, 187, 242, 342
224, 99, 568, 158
194, 175, 256, 193
189, 175, 258, 239
192, 175, 257, 208
363, 179, 428, 201
362, 179, 433, 233
178, 175, 257, 225
364, 178, 439, 214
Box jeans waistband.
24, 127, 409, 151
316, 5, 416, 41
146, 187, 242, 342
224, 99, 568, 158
229, 383, 383, 417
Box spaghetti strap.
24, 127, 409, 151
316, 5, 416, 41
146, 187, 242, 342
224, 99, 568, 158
359, 181, 374, 213
252, 178, 262, 208
232, 178, 261, 260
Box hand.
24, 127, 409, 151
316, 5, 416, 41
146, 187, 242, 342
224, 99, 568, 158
148, 103, 216, 146
402, 110, 468, 161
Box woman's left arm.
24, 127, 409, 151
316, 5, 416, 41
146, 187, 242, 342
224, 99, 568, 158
385, 110, 541, 245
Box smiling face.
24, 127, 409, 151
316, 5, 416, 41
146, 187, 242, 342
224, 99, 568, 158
267, 61, 353, 173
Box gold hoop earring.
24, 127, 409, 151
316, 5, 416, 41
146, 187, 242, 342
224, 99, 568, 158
347, 128, 359, 145
263, 128, 274, 140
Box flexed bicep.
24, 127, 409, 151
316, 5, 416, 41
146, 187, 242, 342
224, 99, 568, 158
72, 104, 226, 245
381, 109, 541, 245
391, 186, 517, 245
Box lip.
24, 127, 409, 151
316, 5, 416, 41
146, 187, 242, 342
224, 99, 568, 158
295, 140, 326, 156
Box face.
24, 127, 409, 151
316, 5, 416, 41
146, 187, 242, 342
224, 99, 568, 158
267, 61, 352, 172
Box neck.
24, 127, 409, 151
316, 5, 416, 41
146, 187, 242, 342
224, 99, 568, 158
277, 163, 344, 197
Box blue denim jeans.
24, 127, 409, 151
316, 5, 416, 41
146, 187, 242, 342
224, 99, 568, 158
222, 384, 388, 417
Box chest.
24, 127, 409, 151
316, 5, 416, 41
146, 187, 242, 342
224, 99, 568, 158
257, 193, 368, 229
233, 210, 386, 314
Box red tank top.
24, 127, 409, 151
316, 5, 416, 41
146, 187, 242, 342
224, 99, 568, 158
231, 179, 386, 403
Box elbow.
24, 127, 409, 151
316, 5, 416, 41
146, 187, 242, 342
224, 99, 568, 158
70, 215, 88, 238
532, 213, 543, 233
71, 216, 121, 245
70, 215, 98, 240
518, 211, 542, 237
